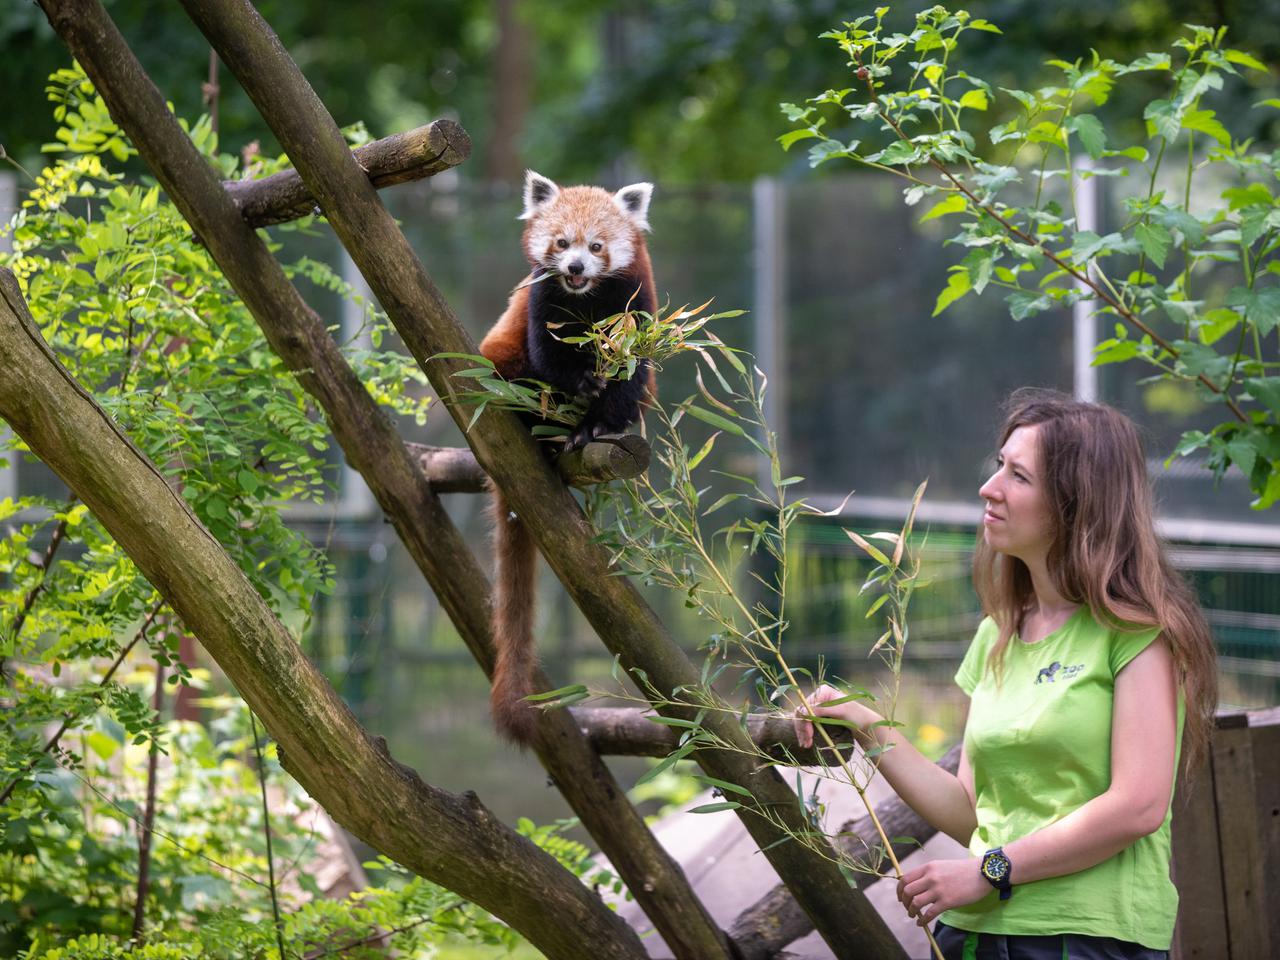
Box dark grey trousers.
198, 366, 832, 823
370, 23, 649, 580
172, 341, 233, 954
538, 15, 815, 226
932, 921, 1169, 960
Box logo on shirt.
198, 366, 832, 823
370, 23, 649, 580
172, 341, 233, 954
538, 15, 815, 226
1035, 661, 1085, 684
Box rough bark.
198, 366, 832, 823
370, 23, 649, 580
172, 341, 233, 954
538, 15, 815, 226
408, 434, 650, 493
730, 744, 964, 960
0, 268, 647, 960
174, 1, 908, 956
36, 3, 732, 957
223, 120, 471, 228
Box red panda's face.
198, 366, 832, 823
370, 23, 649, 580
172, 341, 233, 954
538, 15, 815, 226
519, 172, 653, 297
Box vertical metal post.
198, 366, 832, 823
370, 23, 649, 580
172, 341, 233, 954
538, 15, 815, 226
1073, 155, 1099, 402
752, 177, 787, 485
1, 171, 17, 502
338, 247, 376, 517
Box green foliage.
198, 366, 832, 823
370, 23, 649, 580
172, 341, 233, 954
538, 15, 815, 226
1, 62, 433, 801
4, 699, 544, 958
783, 7, 1280, 509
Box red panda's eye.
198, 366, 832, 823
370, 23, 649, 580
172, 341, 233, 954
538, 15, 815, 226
555, 238, 569, 250
589, 242, 603, 253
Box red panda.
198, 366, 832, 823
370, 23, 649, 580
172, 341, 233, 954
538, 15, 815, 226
479, 170, 658, 744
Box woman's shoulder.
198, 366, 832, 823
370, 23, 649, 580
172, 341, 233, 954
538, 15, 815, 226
1071, 607, 1163, 674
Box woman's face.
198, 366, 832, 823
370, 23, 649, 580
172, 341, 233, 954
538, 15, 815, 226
978, 424, 1055, 563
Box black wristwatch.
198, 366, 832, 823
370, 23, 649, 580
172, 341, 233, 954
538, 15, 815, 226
980, 847, 1013, 900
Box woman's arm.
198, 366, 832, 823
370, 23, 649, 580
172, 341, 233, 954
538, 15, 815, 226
897, 636, 1179, 926
794, 686, 978, 846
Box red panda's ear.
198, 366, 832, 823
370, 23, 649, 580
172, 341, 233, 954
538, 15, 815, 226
613, 182, 654, 232
520, 170, 559, 220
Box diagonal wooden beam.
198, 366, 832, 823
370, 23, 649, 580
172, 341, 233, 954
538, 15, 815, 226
173, 1, 909, 955
34, 2, 732, 956
730, 744, 963, 959
0, 268, 647, 960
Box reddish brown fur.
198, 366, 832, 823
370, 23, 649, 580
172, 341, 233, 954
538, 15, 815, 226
485, 487, 540, 743
479, 180, 657, 745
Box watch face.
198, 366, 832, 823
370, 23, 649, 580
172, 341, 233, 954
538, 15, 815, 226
983, 852, 1011, 881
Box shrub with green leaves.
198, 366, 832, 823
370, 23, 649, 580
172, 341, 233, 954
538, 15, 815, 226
782, 5, 1280, 508
0, 64, 463, 956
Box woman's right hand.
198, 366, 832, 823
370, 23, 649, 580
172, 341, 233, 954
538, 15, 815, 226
792, 684, 870, 749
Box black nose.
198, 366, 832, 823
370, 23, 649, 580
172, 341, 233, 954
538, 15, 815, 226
567, 260, 584, 275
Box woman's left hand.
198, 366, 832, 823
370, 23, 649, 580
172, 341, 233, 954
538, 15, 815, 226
897, 857, 992, 927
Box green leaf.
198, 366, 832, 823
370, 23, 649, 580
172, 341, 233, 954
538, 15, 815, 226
1225, 49, 1268, 72
958, 89, 989, 111
778, 128, 821, 151
932, 270, 971, 316
1197, 307, 1241, 346
634, 743, 695, 786
809, 140, 851, 167
1181, 109, 1231, 146
876, 140, 920, 166
1124, 52, 1173, 72
1135, 223, 1172, 269
682, 404, 747, 437
523, 683, 588, 703
1226, 286, 1280, 336
962, 248, 995, 294
1092, 338, 1140, 364
1245, 377, 1280, 415
1067, 114, 1107, 159
689, 801, 743, 814
919, 194, 967, 223
693, 776, 755, 798
1143, 99, 1180, 141
1006, 291, 1054, 321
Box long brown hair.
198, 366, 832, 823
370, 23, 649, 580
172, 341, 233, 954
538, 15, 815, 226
972, 388, 1217, 780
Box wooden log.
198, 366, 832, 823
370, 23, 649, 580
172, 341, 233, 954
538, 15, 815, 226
728, 744, 962, 960
223, 120, 471, 228
35, 3, 727, 957
570, 705, 854, 765
0, 267, 646, 960
408, 435, 650, 493
178, 2, 908, 955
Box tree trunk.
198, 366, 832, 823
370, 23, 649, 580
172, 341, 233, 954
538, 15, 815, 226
0, 268, 649, 960
486, 0, 532, 183
172, 1, 908, 955
35, 3, 732, 956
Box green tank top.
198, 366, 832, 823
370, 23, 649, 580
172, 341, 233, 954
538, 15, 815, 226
938, 608, 1185, 950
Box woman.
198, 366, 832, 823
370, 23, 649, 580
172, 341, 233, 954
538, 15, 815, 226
794, 389, 1217, 959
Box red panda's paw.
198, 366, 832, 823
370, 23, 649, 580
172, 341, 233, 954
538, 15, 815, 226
575, 372, 606, 399
567, 420, 608, 451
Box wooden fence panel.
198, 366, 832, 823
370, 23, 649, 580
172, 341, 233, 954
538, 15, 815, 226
1171, 744, 1227, 960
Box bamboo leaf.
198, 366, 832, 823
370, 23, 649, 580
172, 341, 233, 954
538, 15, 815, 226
845, 529, 891, 566
683, 403, 747, 436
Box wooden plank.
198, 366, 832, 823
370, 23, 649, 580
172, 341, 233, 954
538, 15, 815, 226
1212, 724, 1270, 959
1170, 751, 1227, 959
1248, 719, 1280, 958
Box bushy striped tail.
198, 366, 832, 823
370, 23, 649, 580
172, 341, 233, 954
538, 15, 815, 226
488, 488, 540, 744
